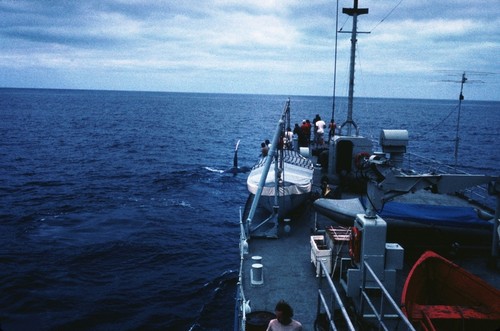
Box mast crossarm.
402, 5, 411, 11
342, 8, 368, 16
342, 0, 368, 16
338, 31, 370, 34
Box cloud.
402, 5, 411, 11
0, 0, 498, 99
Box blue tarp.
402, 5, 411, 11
380, 202, 493, 230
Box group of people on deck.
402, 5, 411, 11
260, 115, 337, 157
294, 115, 336, 148
260, 139, 271, 157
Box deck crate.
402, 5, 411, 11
310, 235, 332, 277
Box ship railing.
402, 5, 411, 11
237, 207, 249, 331
236, 257, 248, 331
370, 138, 494, 209
359, 261, 416, 331
317, 260, 356, 331
404, 151, 495, 210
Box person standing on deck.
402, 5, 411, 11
315, 117, 326, 146
283, 127, 293, 149
313, 114, 321, 145
328, 119, 337, 142
261, 142, 269, 157
301, 120, 311, 146
266, 300, 302, 331
313, 114, 321, 127
293, 123, 306, 147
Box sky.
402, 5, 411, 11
1, 0, 499, 100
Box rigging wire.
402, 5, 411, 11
369, 0, 404, 32
412, 104, 459, 140
414, 71, 490, 142
330, 0, 340, 138
338, 15, 350, 32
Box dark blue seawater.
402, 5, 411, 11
0, 88, 498, 330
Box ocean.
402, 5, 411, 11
0, 88, 498, 330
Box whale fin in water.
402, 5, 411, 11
225, 140, 250, 175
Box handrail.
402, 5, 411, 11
317, 260, 355, 331
245, 100, 289, 231
360, 261, 416, 331
237, 207, 248, 331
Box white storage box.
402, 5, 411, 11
310, 235, 332, 277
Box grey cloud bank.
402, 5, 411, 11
1, 0, 498, 100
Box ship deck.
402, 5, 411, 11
241, 201, 321, 328
239, 163, 499, 330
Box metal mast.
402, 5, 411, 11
341, 0, 368, 136
454, 72, 467, 166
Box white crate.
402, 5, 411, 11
310, 235, 332, 277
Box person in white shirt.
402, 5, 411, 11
283, 127, 294, 149
315, 117, 326, 146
